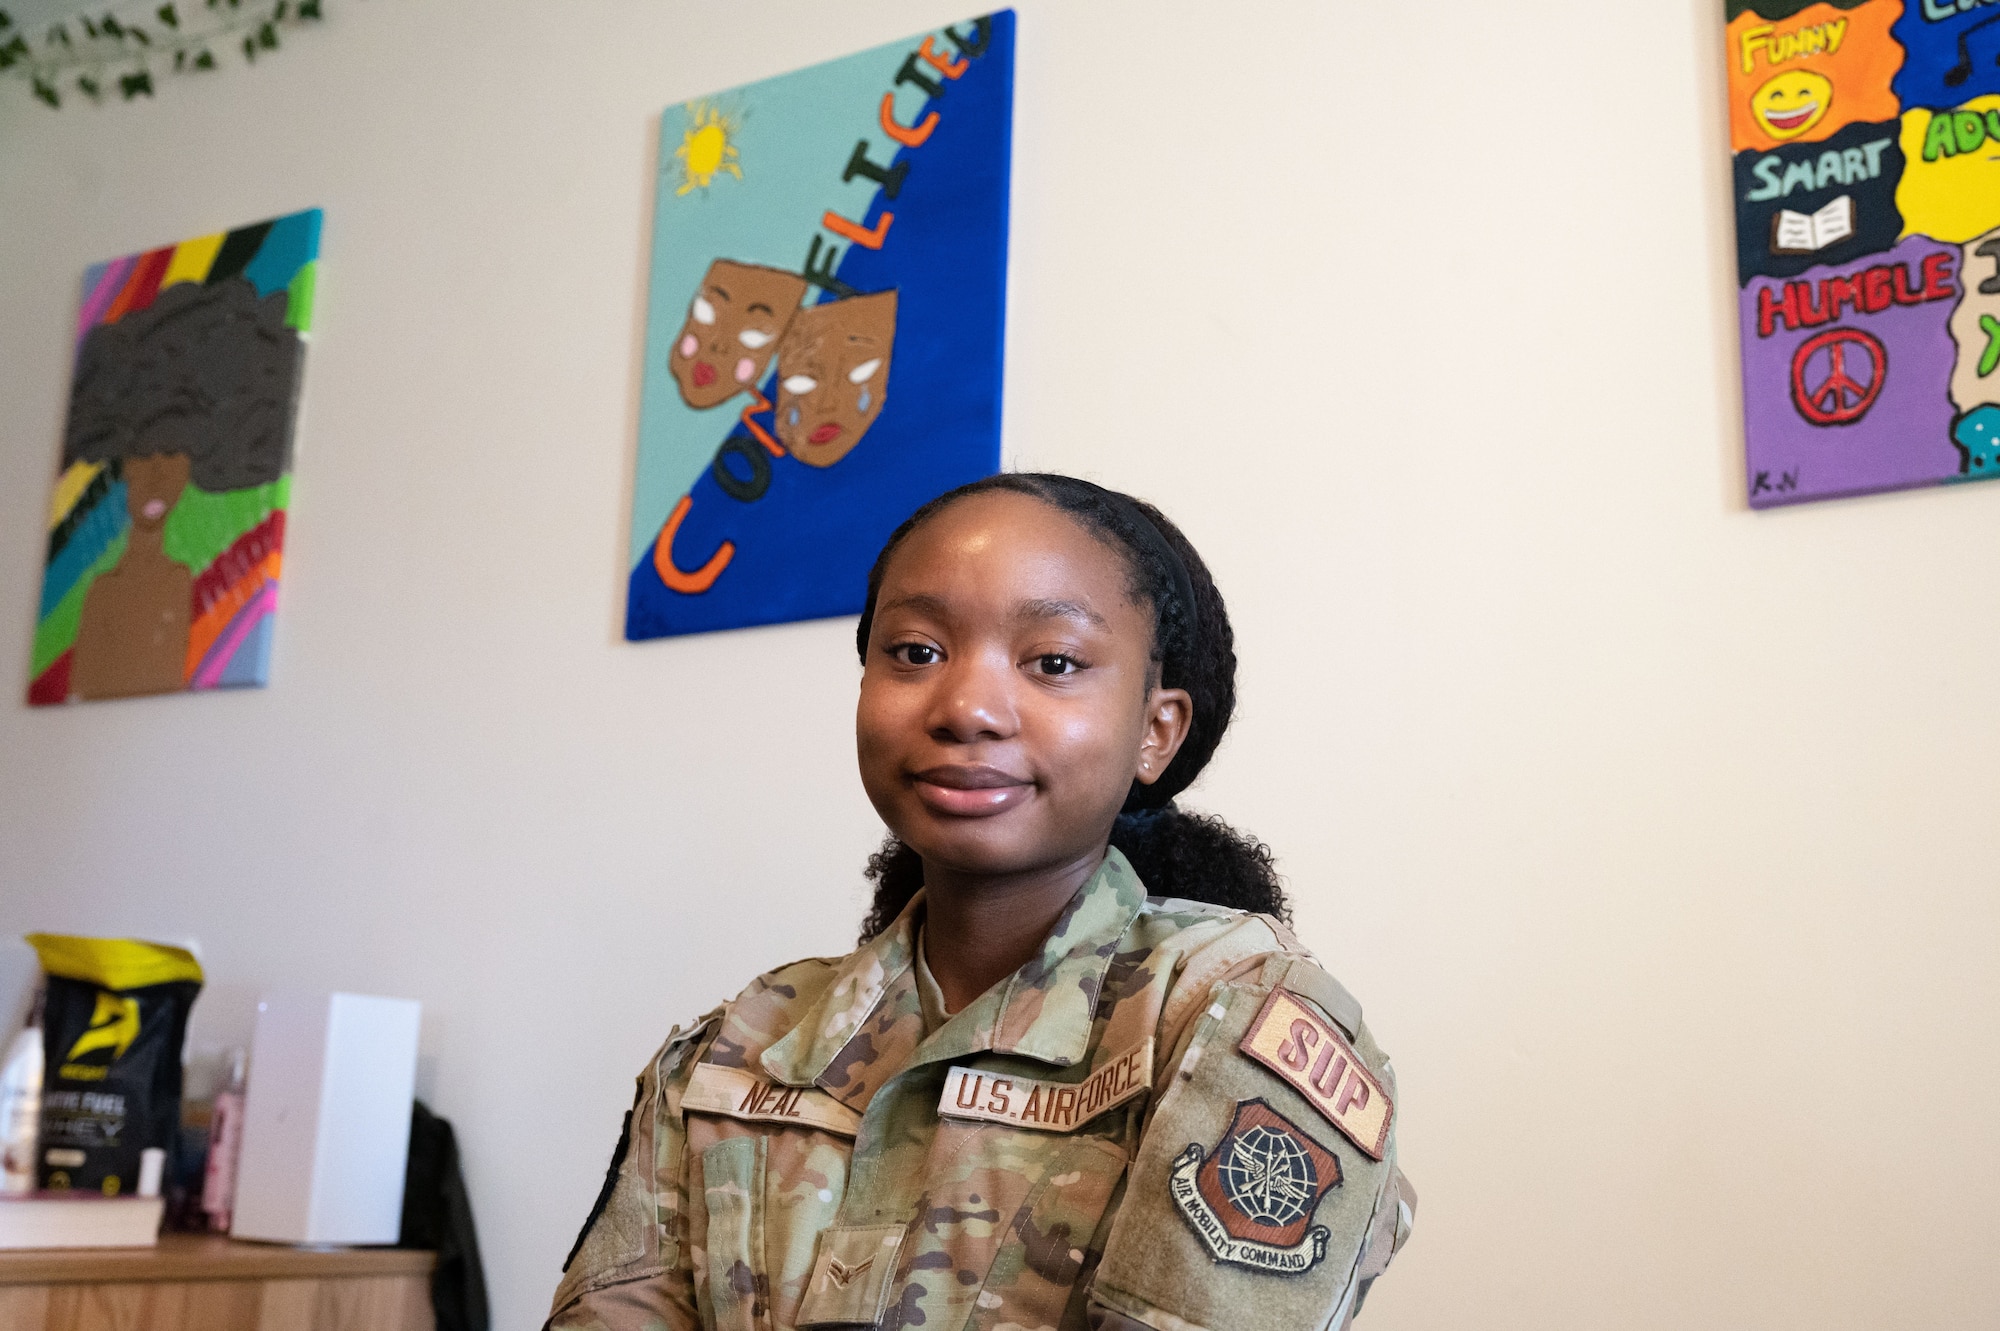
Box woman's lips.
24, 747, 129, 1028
691, 361, 718, 387
911, 764, 1033, 817
809, 422, 843, 445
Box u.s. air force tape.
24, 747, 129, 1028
683, 1063, 862, 1137
1239, 986, 1393, 1159
936, 1039, 1154, 1133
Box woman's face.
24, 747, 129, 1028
669, 260, 808, 410
857, 492, 1192, 882
123, 452, 190, 529
775, 290, 896, 468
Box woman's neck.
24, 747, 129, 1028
125, 523, 168, 559
918, 845, 1107, 1013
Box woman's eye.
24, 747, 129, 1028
1035, 654, 1080, 676
783, 374, 819, 395
691, 295, 717, 326
891, 643, 940, 666
738, 328, 774, 349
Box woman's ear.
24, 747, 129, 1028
1133, 686, 1194, 786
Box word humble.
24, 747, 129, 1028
1755, 253, 1959, 337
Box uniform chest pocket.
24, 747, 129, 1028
978, 1135, 1130, 1331
698, 1130, 851, 1331
864, 1128, 1131, 1331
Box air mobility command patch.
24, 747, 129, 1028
1239, 986, 1394, 1159
1171, 1099, 1341, 1274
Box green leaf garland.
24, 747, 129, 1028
4, 0, 326, 107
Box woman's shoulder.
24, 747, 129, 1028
644, 949, 856, 1071
1131, 893, 1303, 965
729, 950, 852, 1006
1124, 897, 1373, 1047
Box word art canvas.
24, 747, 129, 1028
1729, 1, 2000, 506
31, 211, 319, 704
625, 13, 1013, 639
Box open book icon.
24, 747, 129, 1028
1771, 195, 1855, 255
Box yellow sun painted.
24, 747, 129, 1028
675, 101, 742, 195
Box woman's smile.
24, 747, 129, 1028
909, 763, 1035, 817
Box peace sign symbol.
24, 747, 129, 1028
1790, 327, 1887, 427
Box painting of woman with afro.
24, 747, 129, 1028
30, 210, 318, 705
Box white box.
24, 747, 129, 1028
231, 992, 421, 1245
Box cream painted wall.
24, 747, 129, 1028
3, 0, 1998, 1326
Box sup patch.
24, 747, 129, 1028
1171, 1099, 1341, 1275
1239, 985, 1393, 1159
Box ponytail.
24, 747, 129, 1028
854, 474, 1289, 942
1109, 807, 1284, 921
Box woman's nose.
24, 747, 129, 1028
927, 654, 1017, 742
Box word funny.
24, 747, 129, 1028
1745, 139, 1895, 200
1740, 18, 1849, 72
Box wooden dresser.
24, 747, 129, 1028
0, 1234, 436, 1331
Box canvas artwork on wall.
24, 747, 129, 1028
624, 12, 1013, 639
1729, 1, 2000, 507
29, 210, 320, 704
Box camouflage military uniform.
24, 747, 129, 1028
549, 850, 1414, 1331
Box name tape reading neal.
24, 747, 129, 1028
683, 1063, 862, 1137
1239, 987, 1393, 1159
937, 1039, 1154, 1133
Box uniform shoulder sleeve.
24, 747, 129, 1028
1090, 953, 1414, 1331
546, 1010, 720, 1331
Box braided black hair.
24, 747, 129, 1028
855, 473, 1288, 941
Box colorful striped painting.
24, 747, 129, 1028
29, 210, 319, 705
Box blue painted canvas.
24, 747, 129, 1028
624, 12, 1014, 640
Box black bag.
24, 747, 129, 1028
400, 1100, 491, 1331
28, 935, 202, 1197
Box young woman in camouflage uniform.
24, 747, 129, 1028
551, 475, 1415, 1331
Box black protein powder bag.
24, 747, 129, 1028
25, 934, 202, 1197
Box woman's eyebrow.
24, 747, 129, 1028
876, 592, 950, 619
1015, 598, 1105, 628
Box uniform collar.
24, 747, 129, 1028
761, 849, 1149, 1096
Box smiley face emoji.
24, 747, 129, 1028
1753, 71, 1833, 141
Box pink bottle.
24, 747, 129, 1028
202, 1048, 247, 1232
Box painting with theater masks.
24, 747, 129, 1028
624, 13, 1012, 639
1725, 0, 2000, 506
30, 211, 319, 704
